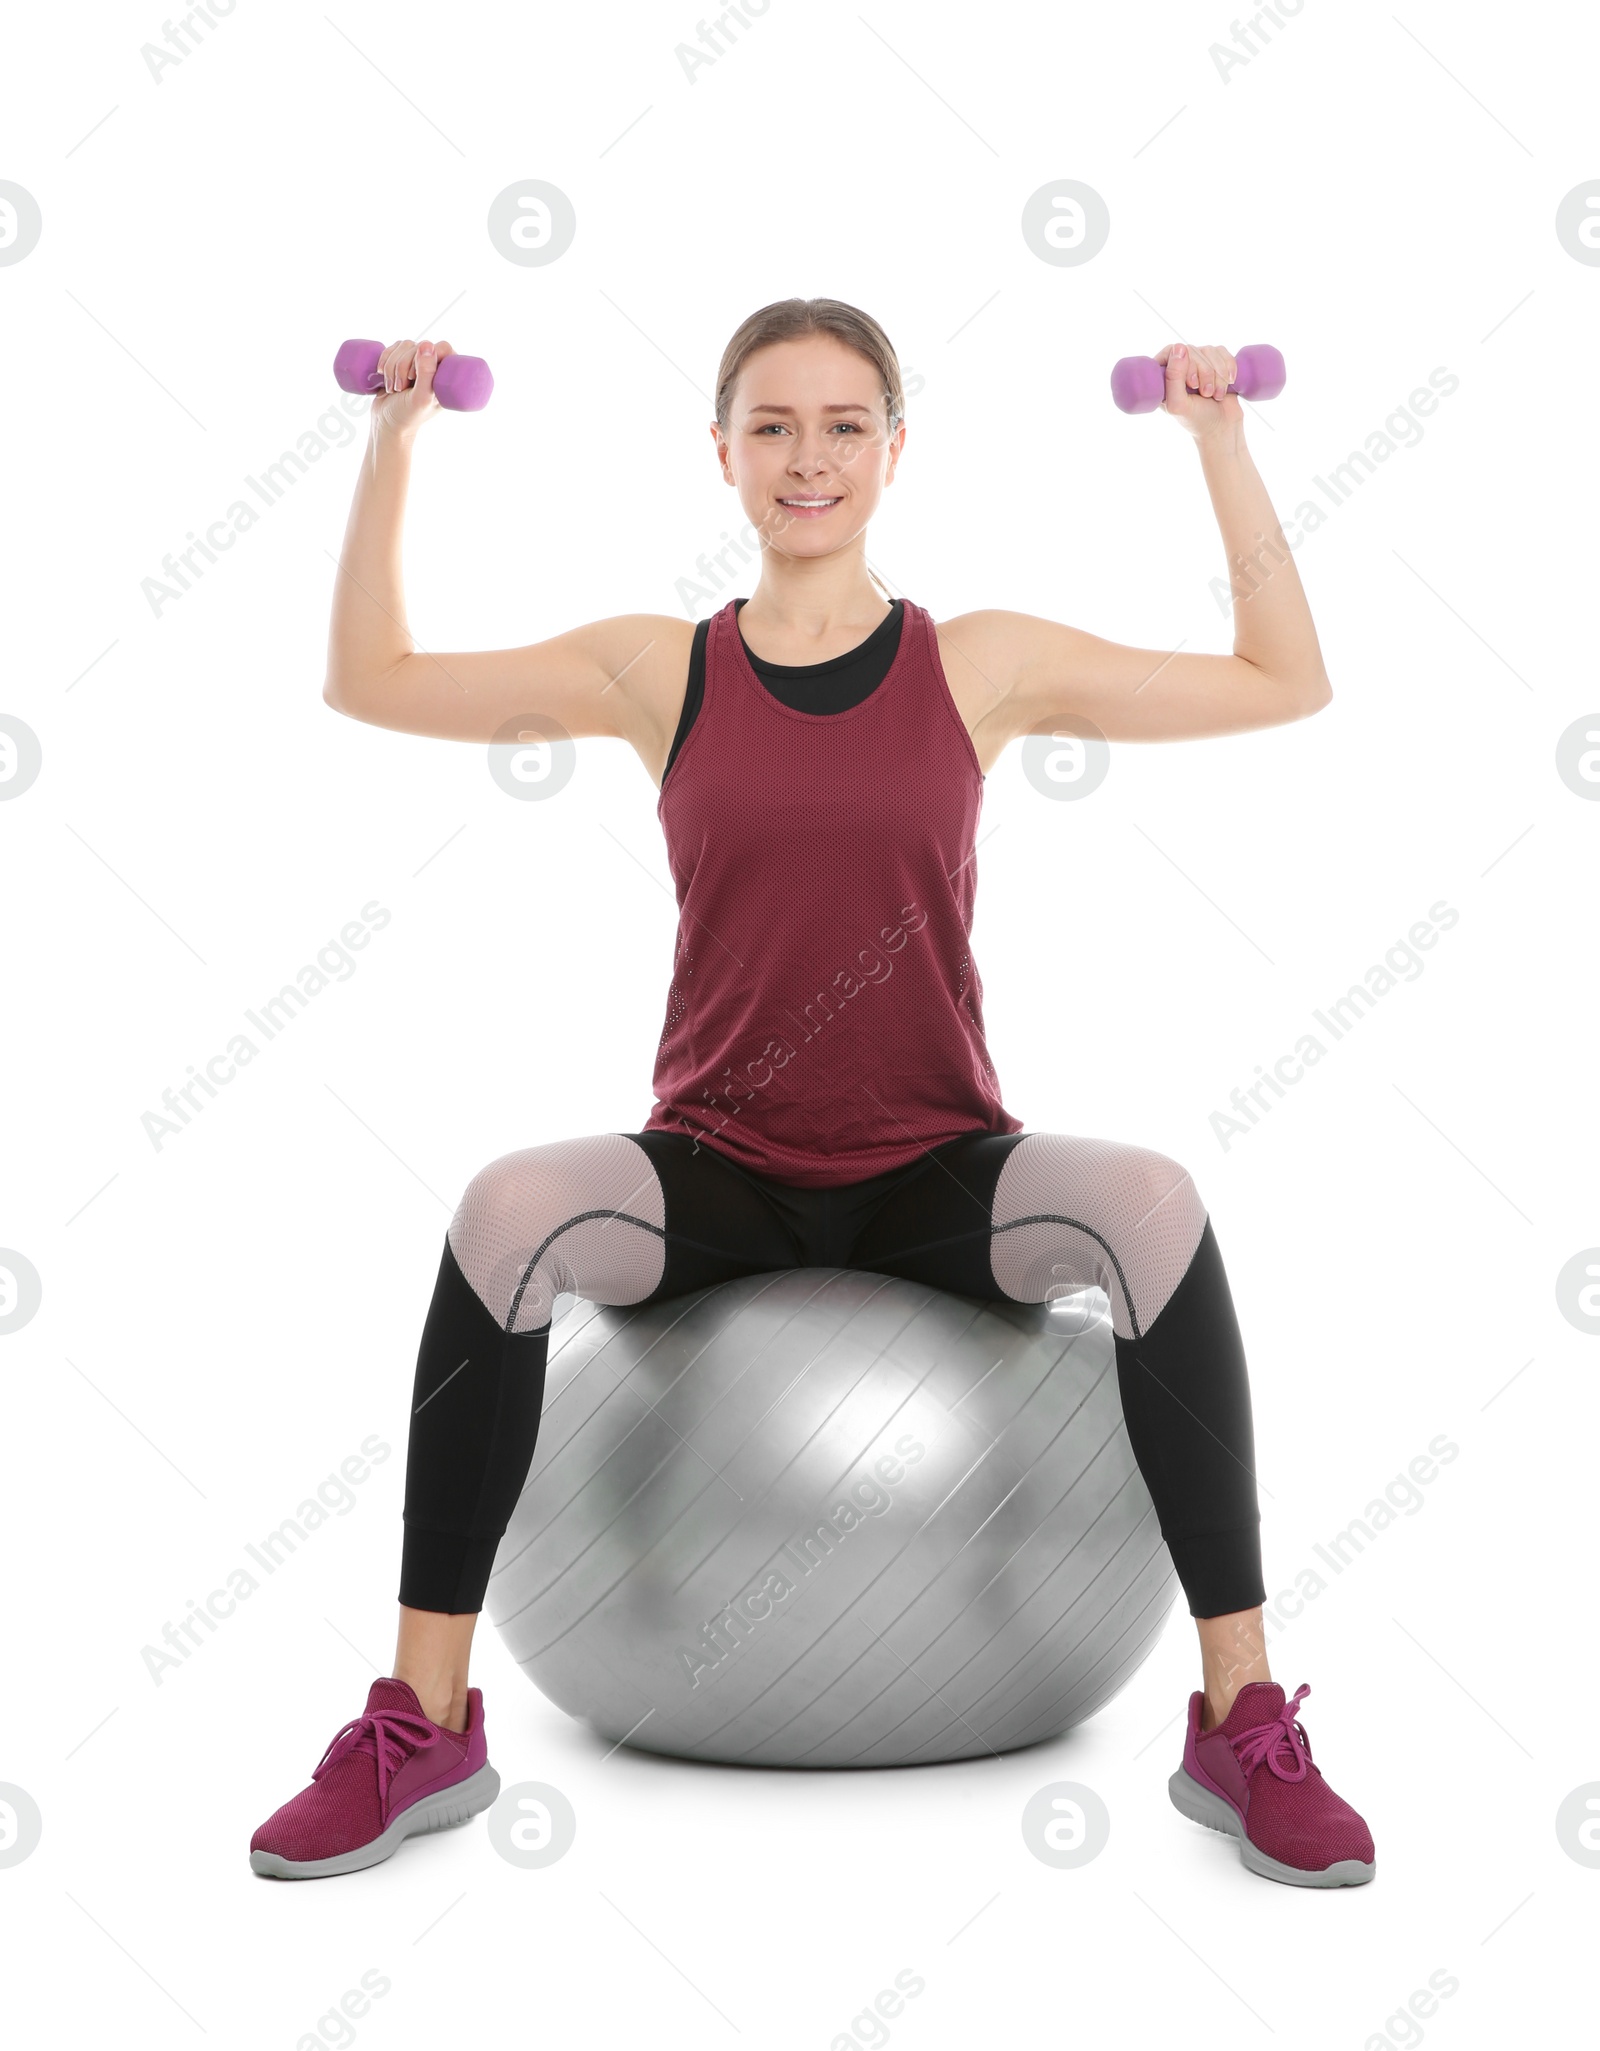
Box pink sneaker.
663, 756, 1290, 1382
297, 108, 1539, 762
250, 1678, 500, 1879
1168, 1680, 1375, 1887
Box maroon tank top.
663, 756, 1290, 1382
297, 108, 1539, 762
642, 596, 1022, 1187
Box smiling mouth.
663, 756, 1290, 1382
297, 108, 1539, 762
777, 496, 841, 514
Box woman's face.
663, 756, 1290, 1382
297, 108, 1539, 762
715, 333, 904, 561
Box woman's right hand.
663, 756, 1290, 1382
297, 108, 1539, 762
369, 338, 457, 441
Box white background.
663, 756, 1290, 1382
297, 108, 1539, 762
3, 0, 1596, 2044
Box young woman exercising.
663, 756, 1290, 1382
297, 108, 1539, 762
250, 300, 1374, 1887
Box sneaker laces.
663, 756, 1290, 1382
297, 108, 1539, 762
1231, 1682, 1314, 1783
312, 1705, 442, 1810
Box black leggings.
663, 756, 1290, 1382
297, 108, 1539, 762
399, 1127, 1267, 1622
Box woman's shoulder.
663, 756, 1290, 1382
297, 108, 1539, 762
582, 611, 699, 757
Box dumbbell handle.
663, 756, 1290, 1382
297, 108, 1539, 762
1110, 343, 1285, 415
333, 338, 494, 413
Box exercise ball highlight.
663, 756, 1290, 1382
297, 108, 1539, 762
486, 1267, 1177, 1767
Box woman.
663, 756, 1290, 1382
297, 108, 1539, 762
250, 299, 1373, 1888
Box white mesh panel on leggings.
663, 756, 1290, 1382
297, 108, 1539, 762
988, 1132, 1208, 1341
447, 1134, 669, 1335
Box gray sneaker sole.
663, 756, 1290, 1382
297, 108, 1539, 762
250, 1762, 502, 1879
1168, 1766, 1375, 1888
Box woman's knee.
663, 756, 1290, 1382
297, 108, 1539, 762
448, 1135, 669, 1332
993, 1132, 1208, 1339
1124, 1144, 1208, 1237
1098, 1143, 1208, 1332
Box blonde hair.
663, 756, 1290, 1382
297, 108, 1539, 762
715, 298, 905, 603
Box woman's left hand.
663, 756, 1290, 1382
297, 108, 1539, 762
1151, 342, 1242, 440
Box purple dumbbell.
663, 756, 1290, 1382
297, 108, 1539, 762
1110, 343, 1286, 415
333, 338, 494, 413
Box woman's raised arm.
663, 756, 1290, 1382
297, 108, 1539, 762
322, 336, 686, 754
945, 341, 1333, 752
